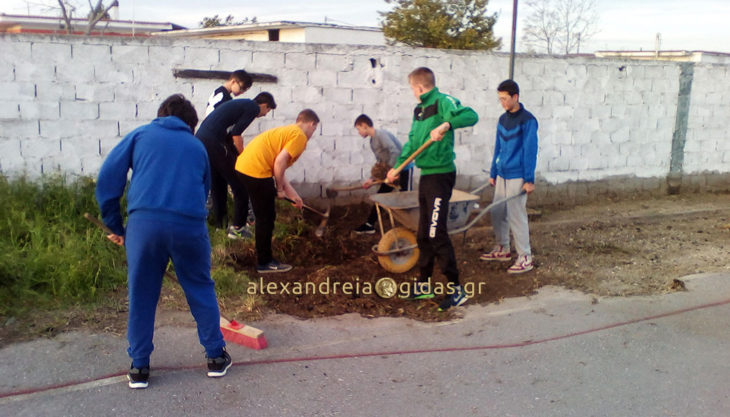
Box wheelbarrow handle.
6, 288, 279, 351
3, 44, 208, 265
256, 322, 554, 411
448, 190, 527, 235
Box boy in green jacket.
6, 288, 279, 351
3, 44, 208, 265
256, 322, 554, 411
387, 67, 478, 311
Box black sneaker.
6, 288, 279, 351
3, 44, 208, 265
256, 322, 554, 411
354, 222, 376, 235
128, 365, 150, 389
438, 285, 469, 311
207, 349, 232, 378
256, 259, 293, 274
398, 282, 435, 300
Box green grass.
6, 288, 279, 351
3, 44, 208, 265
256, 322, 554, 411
0, 175, 127, 317
0, 176, 312, 325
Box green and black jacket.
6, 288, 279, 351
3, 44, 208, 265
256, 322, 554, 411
396, 87, 479, 175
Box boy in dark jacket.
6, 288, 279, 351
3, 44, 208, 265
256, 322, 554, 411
96, 94, 231, 389
387, 67, 478, 311
479, 79, 538, 274
196, 92, 276, 238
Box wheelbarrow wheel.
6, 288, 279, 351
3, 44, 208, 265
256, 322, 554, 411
377, 227, 419, 273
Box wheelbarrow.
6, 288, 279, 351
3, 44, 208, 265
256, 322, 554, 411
370, 183, 525, 273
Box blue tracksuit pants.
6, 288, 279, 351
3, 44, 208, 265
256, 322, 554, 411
125, 213, 225, 368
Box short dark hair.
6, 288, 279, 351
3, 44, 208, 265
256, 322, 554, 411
296, 109, 320, 124
230, 70, 253, 90
157, 94, 198, 131
497, 79, 519, 96
408, 67, 435, 88
354, 114, 373, 127
254, 92, 277, 110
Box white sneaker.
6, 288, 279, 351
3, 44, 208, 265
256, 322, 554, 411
479, 245, 511, 261
508, 254, 534, 274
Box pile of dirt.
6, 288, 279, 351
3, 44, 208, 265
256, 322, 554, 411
227, 192, 730, 322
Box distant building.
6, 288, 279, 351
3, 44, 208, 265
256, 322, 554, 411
595, 50, 730, 64
152, 21, 386, 46
0, 13, 181, 37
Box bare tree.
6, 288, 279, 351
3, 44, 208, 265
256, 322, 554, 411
522, 0, 598, 54
54, 0, 119, 34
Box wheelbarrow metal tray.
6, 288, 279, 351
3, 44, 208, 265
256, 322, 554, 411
369, 189, 478, 231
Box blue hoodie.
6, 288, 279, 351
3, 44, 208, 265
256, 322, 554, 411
96, 116, 211, 236
490, 103, 539, 183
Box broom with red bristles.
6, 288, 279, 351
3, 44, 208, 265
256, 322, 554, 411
84, 213, 267, 350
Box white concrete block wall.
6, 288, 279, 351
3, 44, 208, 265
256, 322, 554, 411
685, 64, 730, 173
1, 34, 728, 192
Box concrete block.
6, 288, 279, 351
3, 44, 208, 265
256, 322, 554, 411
3, 120, 39, 138
0, 40, 31, 67
110, 44, 149, 64
19, 101, 59, 120
278, 68, 308, 87
36, 81, 76, 101
100, 102, 137, 120
94, 61, 134, 84
0, 102, 19, 119
41, 120, 118, 140
315, 53, 351, 72
252, 51, 285, 68
148, 45, 186, 67
100, 136, 124, 156
217, 49, 253, 71
72, 43, 111, 64
60, 137, 101, 162
81, 154, 104, 175
12, 61, 56, 82
60, 101, 99, 120
0, 81, 36, 100
308, 69, 337, 87
76, 83, 116, 102
0, 62, 14, 82
184, 47, 219, 68
30, 42, 72, 65
21, 137, 60, 159
285, 52, 316, 69
55, 61, 95, 83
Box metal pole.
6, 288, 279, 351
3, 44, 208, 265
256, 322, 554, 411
509, 0, 518, 79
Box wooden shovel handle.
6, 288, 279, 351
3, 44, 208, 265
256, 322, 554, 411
389, 138, 435, 179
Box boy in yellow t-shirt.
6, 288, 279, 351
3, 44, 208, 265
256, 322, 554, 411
235, 109, 320, 274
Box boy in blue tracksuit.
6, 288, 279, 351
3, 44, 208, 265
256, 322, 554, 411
96, 94, 231, 389
480, 79, 539, 273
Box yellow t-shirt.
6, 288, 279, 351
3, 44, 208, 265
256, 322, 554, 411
235, 124, 308, 178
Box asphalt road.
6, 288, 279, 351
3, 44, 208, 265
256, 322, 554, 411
1, 272, 729, 417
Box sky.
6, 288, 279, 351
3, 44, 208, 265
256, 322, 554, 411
4, 0, 730, 53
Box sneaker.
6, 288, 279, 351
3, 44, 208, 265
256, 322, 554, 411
438, 285, 469, 311
354, 222, 376, 235
479, 245, 511, 261
127, 365, 150, 389
398, 281, 435, 299
256, 259, 293, 274
227, 225, 252, 240
207, 349, 233, 378
508, 254, 534, 274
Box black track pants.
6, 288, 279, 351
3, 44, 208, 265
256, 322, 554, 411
417, 172, 459, 285
238, 173, 276, 266
200, 135, 249, 229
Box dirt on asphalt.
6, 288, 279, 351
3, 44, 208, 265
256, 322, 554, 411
2, 191, 729, 344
